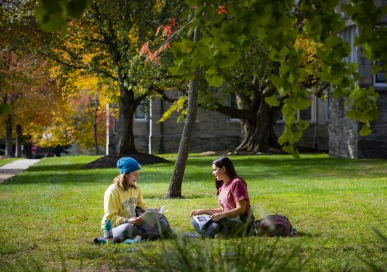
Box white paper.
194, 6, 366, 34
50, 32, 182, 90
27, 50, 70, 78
139, 207, 164, 231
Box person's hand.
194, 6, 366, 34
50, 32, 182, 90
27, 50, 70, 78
211, 213, 224, 222
148, 207, 163, 212
127, 216, 142, 225
190, 210, 201, 217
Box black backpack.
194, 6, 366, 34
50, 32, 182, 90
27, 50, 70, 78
254, 215, 297, 237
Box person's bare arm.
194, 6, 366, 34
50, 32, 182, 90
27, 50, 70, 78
211, 200, 246, 221
190, 208, 223, 217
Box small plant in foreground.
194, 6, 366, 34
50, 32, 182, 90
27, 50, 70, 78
358, 228, 387, 272
136, 232, 306, 272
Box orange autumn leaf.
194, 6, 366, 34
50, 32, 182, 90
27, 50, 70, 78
139, 42, 151, 56
140, 19, 176, 64
156, 25, 164, 36
149, 52, 155, 61
218, 6, 227, 14
169, 18, 175, 27
164, 25, 173, 38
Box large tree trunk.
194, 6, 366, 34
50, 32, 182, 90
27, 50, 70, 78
5, 113, 13, 156
115, 76, 137, 155
237, 102, 279, 152
236, 89, 280, 152
166, 26, 200, 199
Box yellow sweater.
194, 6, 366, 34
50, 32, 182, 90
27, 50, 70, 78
101, 183, 149, 228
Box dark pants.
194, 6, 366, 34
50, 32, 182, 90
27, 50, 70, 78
192, 217, 254, 238
113, 207, 171, 241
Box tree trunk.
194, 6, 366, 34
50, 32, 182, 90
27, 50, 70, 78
115, 76, 137, 155
236, 90, 280, 152
166, 26, 201, 199
165, 67, 200, 198
5, 113, 13, 156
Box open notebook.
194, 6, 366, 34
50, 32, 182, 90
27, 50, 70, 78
139, 206, 164, 231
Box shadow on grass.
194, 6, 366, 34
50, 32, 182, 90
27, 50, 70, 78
3, 156, 387, 186
25, 163, 99, 172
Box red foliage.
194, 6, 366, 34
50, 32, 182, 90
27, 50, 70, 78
218, 5, 227, 14
139, 42, 151, 56
139, 4, 227, 64
139, 18, 176, 64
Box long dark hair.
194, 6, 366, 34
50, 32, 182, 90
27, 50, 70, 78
213, 156, 246, 193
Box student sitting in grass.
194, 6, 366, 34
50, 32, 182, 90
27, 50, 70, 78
190, 156, 255, 238
99, 157, 170, 242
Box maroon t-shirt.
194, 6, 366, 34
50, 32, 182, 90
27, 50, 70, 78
218, 177, 251, 217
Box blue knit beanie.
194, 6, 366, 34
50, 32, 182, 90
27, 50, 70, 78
117, 157, 141, 174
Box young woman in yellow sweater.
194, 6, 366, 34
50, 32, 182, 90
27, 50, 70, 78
100, 157, 170, 241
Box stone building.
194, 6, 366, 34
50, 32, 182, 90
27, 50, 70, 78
329, 1, 387, 158
108, 96, 244, 154
107, 93, 329, 155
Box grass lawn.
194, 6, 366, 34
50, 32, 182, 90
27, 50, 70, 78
0, 154, 386, 271
0, 158, 20, 167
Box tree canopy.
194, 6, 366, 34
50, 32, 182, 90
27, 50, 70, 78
0, 0, 73, 156
34, 1, 387, 158
154, 0, 386, 157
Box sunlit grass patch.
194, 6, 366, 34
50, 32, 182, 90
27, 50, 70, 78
0, 154, 386, 271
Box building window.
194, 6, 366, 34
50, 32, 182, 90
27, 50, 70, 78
229, 93, 239, 122
276, 110, 312, 123
278, 95, 329, 124
374, 59, 386, 87
341, 25, 357, 64
135, 100, 148, 121
299, 107, 312, 121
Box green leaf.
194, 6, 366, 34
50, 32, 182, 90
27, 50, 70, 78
168, 66, 178, 75
205, 66, 216, 76
186, 73, 196, 81
288, 72, 295, 83
293, 129, 303, 143
279, 46, 289, 57
265, 94, 280, 107
206, 75, 224, 87
35, 0, 88, 32
297, 119, 310, 130
281, 103, 294, 117
174, 40, 195, 54
279, 64, 290, 77
282, 144, 294, 153
217, 52, 240, 68
37, 12, 66, 32
292, 148, 300, 159
286, 96, 312, 111
67, 0, 89, 18
270, 75, 287, 96
371, 63, 383, 75
359, 125, 372, 136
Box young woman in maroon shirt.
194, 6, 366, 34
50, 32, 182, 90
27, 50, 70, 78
190, 156, 255, 238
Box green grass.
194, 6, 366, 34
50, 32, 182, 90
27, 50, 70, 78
0, 157, 20, 167
0, 154, 386, 271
